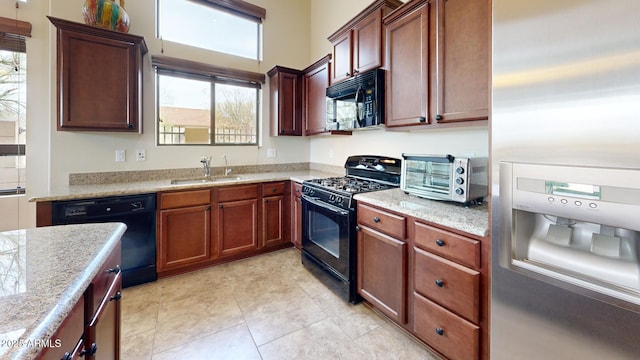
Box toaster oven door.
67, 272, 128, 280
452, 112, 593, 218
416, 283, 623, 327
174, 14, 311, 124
401, 155, 454, 198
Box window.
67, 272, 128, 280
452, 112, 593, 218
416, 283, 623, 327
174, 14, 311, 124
157, 0, 265, 60
0, 18, 29, 196
153, 56, 265, 145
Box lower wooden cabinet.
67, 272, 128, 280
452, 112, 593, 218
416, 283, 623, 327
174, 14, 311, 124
39, 241, 122, 360
357, 225, 407, 324
217, 198, 259, 257
157, 189, 212, 275
356, 202, 488, 360
291, 182, 303, 249
413, 294, 479, 360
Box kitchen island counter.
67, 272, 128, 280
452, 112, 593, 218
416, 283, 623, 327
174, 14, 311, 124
354, 188, 489, 237
0, 223, 126, 360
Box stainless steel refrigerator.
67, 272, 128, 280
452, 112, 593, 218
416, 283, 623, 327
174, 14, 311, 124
491, 1, 640, 359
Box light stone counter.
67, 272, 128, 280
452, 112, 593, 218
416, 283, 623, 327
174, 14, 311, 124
354, 188, 489, 238
0, 223, 126, 360
29, 170, 340, 203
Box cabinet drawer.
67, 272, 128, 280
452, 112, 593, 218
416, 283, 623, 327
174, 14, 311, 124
218, 184, 259, 202
414, 294, 479, 360
414, 221, 480, 269
414, 247, 479, 323
262, 181, 286, 196
89, 243, 121, 317
38, 296, 84, 360
358, 203, 406, 239
160, 189, 211, 210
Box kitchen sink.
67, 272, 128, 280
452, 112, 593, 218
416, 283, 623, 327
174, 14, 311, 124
170, 176, 242, 185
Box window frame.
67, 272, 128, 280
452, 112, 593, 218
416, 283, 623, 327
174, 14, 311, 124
152, 55, 265, 146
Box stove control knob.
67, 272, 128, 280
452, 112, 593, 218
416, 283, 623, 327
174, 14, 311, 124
455, 188, 464, 196
336, 196, 343, 204
455, 177, 464, 185
329, 194, 336, 202
455, 166, 465, 174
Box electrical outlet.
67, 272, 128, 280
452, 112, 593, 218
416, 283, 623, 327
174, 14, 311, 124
267, 148, 276, 158
115, 149, 125, 162
136, 149, 146, 161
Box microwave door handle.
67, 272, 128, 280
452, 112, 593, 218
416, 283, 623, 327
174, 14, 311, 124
354, 86, 364, 127
302, 195, 350, 216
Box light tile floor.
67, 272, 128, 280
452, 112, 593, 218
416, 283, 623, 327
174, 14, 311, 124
121, 248, 441, 360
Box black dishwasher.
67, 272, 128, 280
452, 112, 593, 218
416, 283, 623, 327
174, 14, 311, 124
52, 193, 157, 288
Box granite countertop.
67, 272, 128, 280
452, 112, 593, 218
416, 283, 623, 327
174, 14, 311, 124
354, 188, 489, 238
0, 223, 126, 360
29, 170, 340, 203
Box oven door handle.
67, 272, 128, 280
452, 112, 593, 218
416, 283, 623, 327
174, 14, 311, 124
302, 195, 350, 216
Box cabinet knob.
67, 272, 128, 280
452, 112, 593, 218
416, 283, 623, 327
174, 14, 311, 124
435, 279, 444, 288
345, 72, 350, 77
373, 217, 380, 223
353, 69, 359, 74
280, 129, 285, 134
435, 239, 445, 247
106, 265, 121, 274
265, 199, 269, 203
127, 123, 133, 129
435, 114, 443, 121
62, 353, 72, 360
219, 204, 224, 208
419, 116, 426, 123
435, 327, 445, 336
355, 225, 361, 232
110, 291, 122, 302
272, 187, 277, 192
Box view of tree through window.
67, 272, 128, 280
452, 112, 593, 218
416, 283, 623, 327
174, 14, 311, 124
0, 50, 26, 195
157, 73, 257, 145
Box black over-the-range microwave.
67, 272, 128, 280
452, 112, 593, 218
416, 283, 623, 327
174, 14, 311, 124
326, 68, 385, 131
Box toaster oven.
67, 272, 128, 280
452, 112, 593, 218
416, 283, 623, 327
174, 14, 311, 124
401, 154, 488, 203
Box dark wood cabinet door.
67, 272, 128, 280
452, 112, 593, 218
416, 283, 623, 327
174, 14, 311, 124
262, 195, 285, 247
357, 225, 407, 324
217, 199, 259, 257
49, 17, 146, 132
353, 10, 383, 74
384, 1, 430, 127
158, 204, 212, 272
432, 0, 489, 123
330, 30, 353, 84
291, 182, 302, 250
303, 55, 331, 135
268, 66, 302, 136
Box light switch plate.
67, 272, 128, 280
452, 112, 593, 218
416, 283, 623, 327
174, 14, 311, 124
267, 148, 276, 158
115, 149, 126, 162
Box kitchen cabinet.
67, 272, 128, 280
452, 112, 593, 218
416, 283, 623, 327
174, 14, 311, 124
48, 17, 147, 132
157, 189, 212, 276
383, 0, 489, 128
262, 182, 289, 247
216, 184, 260, 257
268, 66, 303, 136
38, 297, 85, 360
356, 200, 488, 360
84, 240, 122, 360
328, 0, 402, 84
302, 55, 331, 135
356, 203, 408, 324
291, 181, 303, 249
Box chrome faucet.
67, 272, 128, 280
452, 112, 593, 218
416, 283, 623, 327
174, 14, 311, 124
223, 154, 232, 176
200, 156, 212, 178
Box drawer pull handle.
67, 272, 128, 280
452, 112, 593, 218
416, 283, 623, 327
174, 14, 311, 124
81, 343, 98, 356
272, 187, 277, 192
110, 291, 122, 302
435, 239, 445, 247
107, 265, 121, 274
435, 279, 444, 288
373, 217, 380, 223
435, 327, 445, 336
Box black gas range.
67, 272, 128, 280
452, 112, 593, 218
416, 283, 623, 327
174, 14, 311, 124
300, 155, 401, 303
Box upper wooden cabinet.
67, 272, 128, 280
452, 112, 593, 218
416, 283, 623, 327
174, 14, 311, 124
48, 17, 147, 132
268, 66, 303, 136
302, 55, 331, 136
384, 0, 489, 128
328, 0, 403, 84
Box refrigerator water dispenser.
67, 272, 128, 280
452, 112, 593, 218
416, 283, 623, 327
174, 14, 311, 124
500, 162, 640, 309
